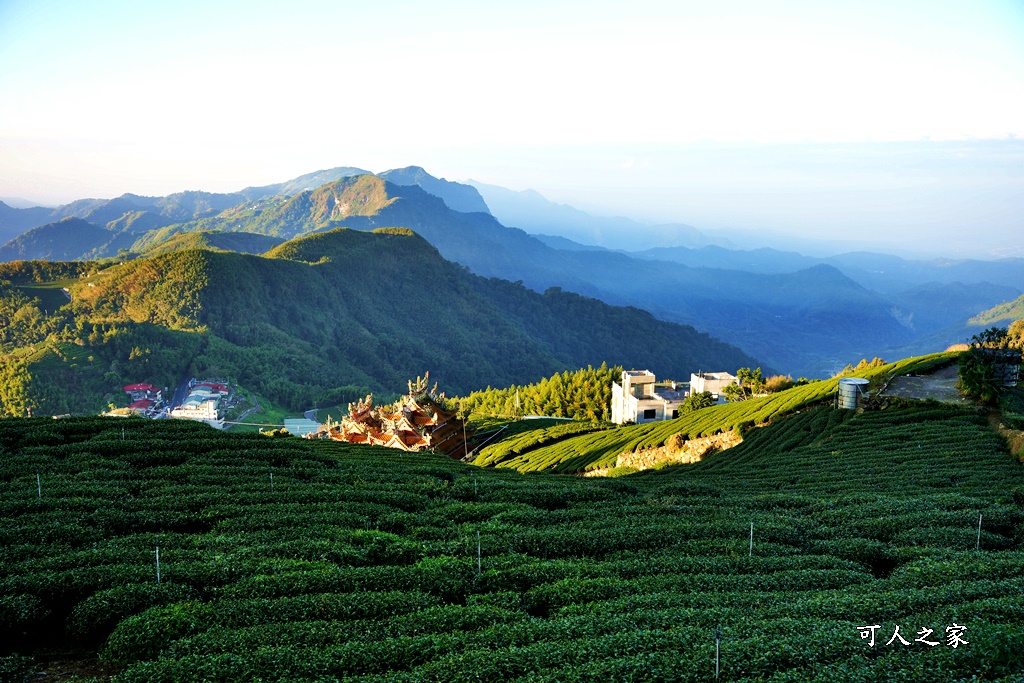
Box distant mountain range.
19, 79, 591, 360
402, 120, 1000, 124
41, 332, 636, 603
466, 179, 735, 251
1, 166, 1021, 379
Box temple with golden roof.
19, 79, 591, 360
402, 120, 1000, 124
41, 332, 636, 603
311, 373, 472, 458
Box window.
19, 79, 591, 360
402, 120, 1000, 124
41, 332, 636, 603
671, 409, 678, 418
643, 408, 656, 420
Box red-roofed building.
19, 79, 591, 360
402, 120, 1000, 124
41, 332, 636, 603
124, 383, 161, 402
128, 399, 154, 414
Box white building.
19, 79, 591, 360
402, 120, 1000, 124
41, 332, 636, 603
170, 395, 223, 428
690, 371, 738, 403
610, 370, 688, 425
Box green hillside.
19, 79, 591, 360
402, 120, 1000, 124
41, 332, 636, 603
970, 294, 1024, 326
0, 229, 759, 416
474, 353, 961, 473
0, 403, 1021, 681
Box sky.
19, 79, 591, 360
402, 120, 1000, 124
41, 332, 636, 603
1, 0, 1023, 257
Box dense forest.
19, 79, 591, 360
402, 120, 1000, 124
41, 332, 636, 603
456, 364, 622, 421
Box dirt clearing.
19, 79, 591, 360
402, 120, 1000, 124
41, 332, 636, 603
880, 364, 968, 404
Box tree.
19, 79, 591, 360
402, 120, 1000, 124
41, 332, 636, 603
725, 367, 764, 402
957, 326, 1016, 405
1008, 319, 1024, 350
681, 390, 715, 413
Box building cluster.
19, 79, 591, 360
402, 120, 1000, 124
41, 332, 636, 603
311, 373, 471, 457
610, 369, 737, 425
170, 380, 228, 428
123, 383, 163, 416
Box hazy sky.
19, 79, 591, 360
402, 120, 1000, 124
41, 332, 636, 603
1, 0, 1023, 257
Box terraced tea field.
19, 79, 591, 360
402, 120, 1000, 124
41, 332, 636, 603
472, 352, 961, 473
1, 399, 1022, 681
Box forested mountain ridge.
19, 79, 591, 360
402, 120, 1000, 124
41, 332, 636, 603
0, 228, 760, 417
3, 166, 1020, 377
0, 167, 371, 247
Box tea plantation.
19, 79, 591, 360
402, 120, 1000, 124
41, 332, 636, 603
472, 352, 961, 473
1, 402, 1023, 681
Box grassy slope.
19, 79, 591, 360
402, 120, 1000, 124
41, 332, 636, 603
475, 352, 961, 473
0, 405, 1021, 682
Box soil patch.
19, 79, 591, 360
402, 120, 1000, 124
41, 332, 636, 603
880, 364, 968, 404
20, 652, 118, 683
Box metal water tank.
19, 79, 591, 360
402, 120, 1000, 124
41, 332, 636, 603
838, 378, 870, 409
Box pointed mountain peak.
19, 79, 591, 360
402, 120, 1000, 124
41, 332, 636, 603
378, 167, 490, 215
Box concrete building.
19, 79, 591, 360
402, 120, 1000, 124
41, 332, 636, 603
610, 370, 688, 425
690, 371, 738, 402
170, 398, 219, 420
170, 388, 223, 429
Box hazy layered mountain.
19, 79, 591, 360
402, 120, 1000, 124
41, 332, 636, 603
467, 179, 734, 251
631, 245, 819, 274
826, 252, 1024, 294
241, 166, 371, 198
883, 291, 1024, 359
2, 165, 1018, 379
0, 197, 48, 209
0, 218, 134, 262
157, 175, 601, 296
633, 245, 1024, 294
0, 201, 54, 244
888, 282, 1022, 334
532, 234, 610, 252
380, 166, 490, 214
181, 176, 942, 376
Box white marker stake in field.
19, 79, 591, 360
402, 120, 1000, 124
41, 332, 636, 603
715, 625, 721, 679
